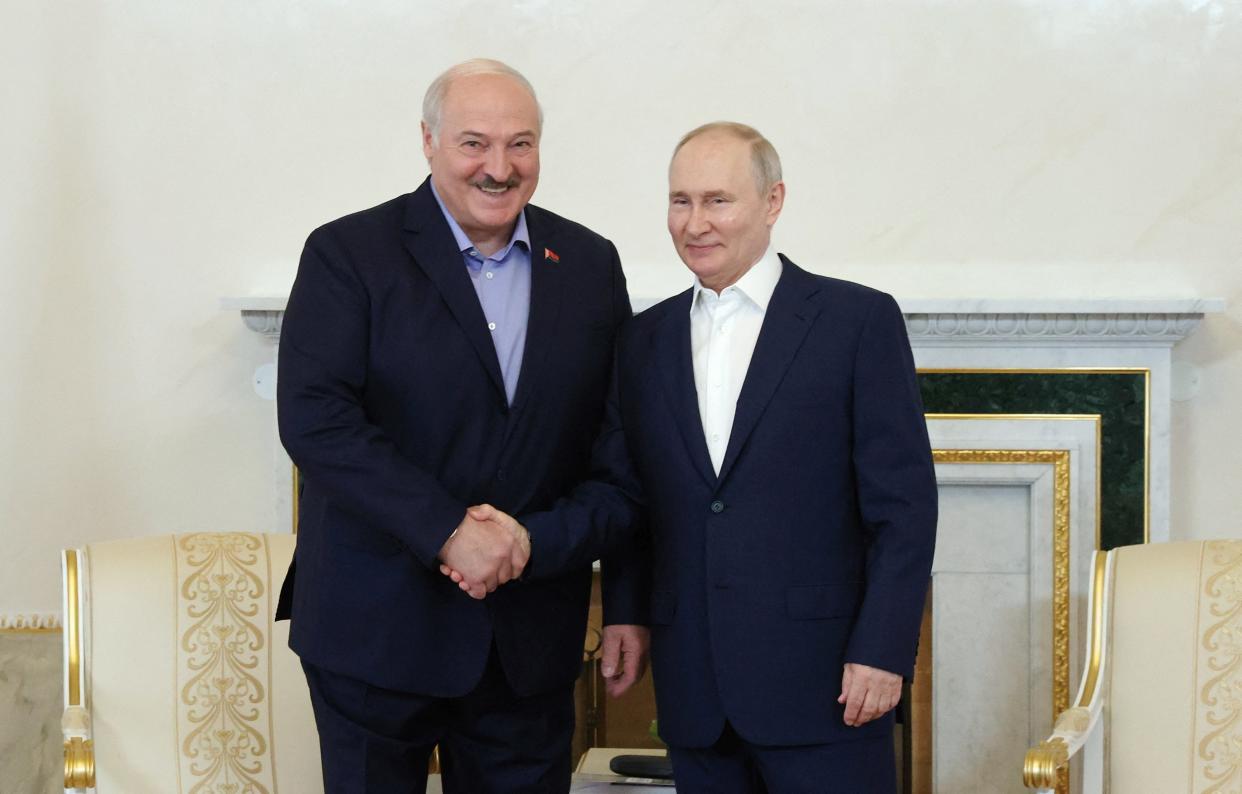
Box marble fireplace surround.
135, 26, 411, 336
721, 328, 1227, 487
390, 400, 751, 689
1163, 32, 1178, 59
224, 296, 1223, 792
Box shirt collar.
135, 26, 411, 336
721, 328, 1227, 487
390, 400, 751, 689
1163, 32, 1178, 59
430, 180, 530, 260
692, 245, 783, 314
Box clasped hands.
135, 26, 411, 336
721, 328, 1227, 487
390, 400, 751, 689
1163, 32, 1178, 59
438, 505, 651, 698
438, 504, 529, 600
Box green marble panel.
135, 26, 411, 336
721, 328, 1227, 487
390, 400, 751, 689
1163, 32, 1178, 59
919, 371, 1147, 550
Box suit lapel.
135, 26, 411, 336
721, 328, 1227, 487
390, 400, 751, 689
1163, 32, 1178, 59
715, 258, 821, 485
510, 208, 561, 413
654, 292, 717, 488
401, 180, 506, 402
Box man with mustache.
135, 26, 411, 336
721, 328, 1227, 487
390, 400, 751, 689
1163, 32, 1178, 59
275, 59, 648, 793
454, 122, 937, 792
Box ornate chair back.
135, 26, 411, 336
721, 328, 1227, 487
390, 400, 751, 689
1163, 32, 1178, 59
61, 532, 321, 793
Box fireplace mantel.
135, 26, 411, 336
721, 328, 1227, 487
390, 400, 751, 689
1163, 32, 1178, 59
225, 296, 1225, 347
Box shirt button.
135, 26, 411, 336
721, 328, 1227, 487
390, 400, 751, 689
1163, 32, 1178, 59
710, 500, 725, 514
711, 433, 720, 441
488, 322, 497, 331
485, 271, 494, 279
469, 249, 479, 257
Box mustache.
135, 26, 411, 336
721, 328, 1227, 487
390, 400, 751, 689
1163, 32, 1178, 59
473, 175, 521, 190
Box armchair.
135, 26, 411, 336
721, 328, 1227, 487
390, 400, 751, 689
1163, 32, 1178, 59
61, 532, 322, 793
1023, 539, 1242, 793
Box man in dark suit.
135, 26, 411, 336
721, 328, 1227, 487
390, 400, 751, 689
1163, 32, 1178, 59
458, 122, 937, 792
275, 59, 647, 793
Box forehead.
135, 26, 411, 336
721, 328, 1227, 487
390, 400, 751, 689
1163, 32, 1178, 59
440, 74, 540, 135
669, 133, 753, 190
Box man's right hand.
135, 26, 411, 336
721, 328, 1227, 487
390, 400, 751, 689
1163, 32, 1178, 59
437, 504, 530, 599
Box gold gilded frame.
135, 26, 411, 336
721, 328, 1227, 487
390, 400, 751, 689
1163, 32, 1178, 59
932, 447, 1072, 794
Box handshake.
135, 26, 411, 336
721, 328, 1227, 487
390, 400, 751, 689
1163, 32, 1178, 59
437, 504, 530, 600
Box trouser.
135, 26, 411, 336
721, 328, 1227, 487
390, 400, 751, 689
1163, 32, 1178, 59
302, 644, 575, 793
668, 720, 896, 794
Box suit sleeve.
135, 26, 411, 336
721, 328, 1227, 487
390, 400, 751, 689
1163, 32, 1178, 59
843, 293, 938, 679
521, 247, 651, 626
277, 227, 466, 568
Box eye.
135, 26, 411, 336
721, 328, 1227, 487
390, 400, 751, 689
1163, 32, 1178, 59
512, 140, 532, 149
460, 140, 485, 150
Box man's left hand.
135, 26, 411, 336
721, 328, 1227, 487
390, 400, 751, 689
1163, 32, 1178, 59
838, 662, 902, 727
600, 624, 650, 698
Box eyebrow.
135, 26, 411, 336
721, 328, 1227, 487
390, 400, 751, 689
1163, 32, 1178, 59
457, 129, 538, 140
668, 190, 732, 200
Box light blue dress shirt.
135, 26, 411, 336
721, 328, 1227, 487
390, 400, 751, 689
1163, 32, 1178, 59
431, 184, 532, 406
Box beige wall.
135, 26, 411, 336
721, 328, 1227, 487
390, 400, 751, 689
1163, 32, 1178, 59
3, 1, 1241, 614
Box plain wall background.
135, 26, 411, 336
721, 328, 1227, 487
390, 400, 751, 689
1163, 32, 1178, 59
3, 0, 1240, 613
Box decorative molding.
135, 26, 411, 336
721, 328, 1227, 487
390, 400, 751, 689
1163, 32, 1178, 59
0, 612, 62, 633
240, 311, 283, 340
230, 295, 1223, 347
221, 297, 285, 342
903, 301, 1223, 348
933, 447, 1072, 794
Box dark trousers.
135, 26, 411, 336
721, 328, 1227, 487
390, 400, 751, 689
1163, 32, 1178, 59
668, 721, 896, 794
302, 645, 575, 794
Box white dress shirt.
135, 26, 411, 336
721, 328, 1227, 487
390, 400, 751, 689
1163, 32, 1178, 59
690, 246, 783, 474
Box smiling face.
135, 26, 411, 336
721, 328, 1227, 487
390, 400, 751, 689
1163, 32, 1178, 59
667, 131, 785, 292
422, 73, 541, 254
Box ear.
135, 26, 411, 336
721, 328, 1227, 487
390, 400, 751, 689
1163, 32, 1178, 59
421, 121, 435, 161
765, 181, 786, 227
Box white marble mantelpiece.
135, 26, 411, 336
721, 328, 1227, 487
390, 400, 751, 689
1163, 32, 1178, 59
226, 295, 1225, 349
627, 296, 1226, 344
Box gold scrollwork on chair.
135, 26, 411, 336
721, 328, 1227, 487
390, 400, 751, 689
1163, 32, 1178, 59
1196, 540, 1242, 793
176, 533, 275, 794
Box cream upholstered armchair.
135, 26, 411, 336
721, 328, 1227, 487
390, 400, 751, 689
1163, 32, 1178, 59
61, 532, 322, 793
1023, 539, 1242, 794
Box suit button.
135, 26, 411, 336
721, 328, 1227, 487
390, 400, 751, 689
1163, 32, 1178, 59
710, 500, 725, 513
497, 469, 508, 482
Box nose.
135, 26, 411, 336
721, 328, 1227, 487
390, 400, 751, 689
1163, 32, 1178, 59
483, 145, 513, 183
686, 203, 710, 236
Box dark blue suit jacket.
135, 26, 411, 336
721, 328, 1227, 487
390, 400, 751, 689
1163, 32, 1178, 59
532, 258, 937, 748
275, 178, 643, 697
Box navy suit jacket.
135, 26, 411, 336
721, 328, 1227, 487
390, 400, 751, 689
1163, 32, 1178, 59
532, 257, 937, 748
275, 178, 643, 697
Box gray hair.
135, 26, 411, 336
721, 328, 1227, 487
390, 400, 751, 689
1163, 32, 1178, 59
422, 59, 543, 143
672, 121, 783, 195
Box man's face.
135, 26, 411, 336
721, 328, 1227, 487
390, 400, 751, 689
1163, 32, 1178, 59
422, 74, 540, 247
667, 133, 784, 292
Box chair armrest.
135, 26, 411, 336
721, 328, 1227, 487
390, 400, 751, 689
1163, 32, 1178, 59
1023, 550, 1114, 792
1023, 706, 1097, 791
62, 705, 95, 790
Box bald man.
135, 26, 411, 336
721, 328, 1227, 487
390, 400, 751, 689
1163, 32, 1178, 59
276, 59, 647, 793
